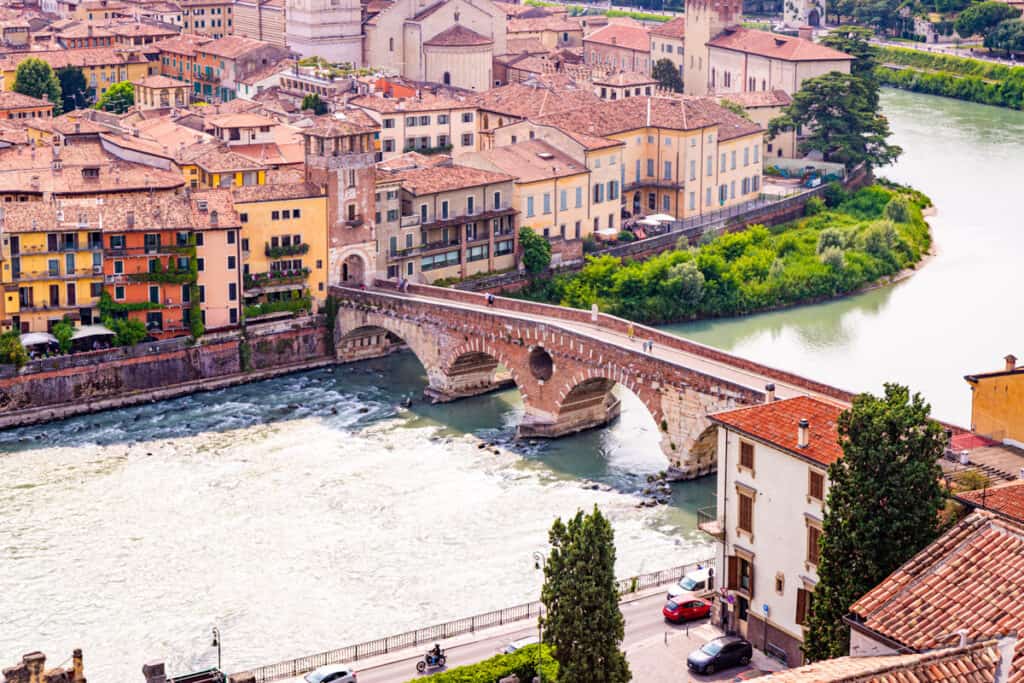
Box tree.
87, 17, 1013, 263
52, 320, 74, 354
852, 0, 901, 33
956, 2, 1021, 38
768, 72, 902, 171
984, 18, 1024, 54
56, 67, 90, 111
94, 81, 134, 113
719, 99, 751, 120
104, 317, 148, 347
301, 92, 329, 115
542, 506, 630, 683
820, 26, 878, 80
651, 58, 683, 92
520, 226, 552, 274
0, 330, 27, 367
803, 384, 947, 661
13, 58, 61, 114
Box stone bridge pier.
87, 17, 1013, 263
332, 290, 770, 478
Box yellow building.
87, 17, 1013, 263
177, 142, 267, 189
965, 355, 1024, 445
232, 183, 330, 314
523, 95, 765, 219
0, 49, 150, 98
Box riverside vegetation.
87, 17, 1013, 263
875, 46, 1024, 109
515, 183, 932, 325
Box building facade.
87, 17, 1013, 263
965, 354, 1024, 446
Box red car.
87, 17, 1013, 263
663, 597, 711, 623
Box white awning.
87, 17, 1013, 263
71, 324, 115, 340
20, 332, 58, 346
647, 213, 676, 222
637, 217, 661, 226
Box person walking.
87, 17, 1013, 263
627, 322, 635, 342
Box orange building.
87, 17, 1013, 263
0, 91, 53, 120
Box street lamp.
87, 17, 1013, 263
533, 551, 546, 683
211, 627, 222, 671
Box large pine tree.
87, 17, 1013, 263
803, 384, 947, 661
541, 506, 630, 683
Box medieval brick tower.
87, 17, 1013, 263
683, 0, 743, 96
302, 112, 380, 287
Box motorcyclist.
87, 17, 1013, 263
430, 643, 442, 662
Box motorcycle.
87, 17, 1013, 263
415, 650, 446, 673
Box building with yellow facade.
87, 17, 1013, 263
965, 354, 1024, 446
231, 182, 329, 315
0, 48, 151, 98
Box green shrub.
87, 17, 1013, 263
405, 643, 557, 683
103, 317, 148, 347
804, 196, 826, 216
244, 294, 313, 319
820, 246, 846, 270
823, 182, 848, 209
52, 320, 74, 354
0, 330, 28, 367
885, 195, 911, 223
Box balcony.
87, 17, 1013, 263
696, 506, 724, 540
244, 268, 310, 294
13, 267, 103, 282
344, 215, 364, 228
400, 215, 421, 228
13, 242, 103, 256
264, 242, 310, 258
387, 237, 460, 262
421, 204, 516, 231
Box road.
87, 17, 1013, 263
349, 593, 724, 682
376, 286, 852, 406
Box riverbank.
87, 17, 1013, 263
514, 182, 934, 326
876, 46, 1024, 110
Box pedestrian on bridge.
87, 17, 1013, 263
628, 323, 635, 342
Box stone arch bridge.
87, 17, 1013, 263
331, 283, 854, 478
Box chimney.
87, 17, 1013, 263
798, 419, 809, 449
1005, 354, 1018, 372
798, 24, 813, 41
141, 662, 167, 683
764, 383, 775, 403
25, 652, 46, 683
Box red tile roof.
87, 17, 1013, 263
850, 511, 1024, 652
951, 433, 999, 452
956, 481, 1024, 523
583, 23, 650, 52
649, 16, 685, 40
708, 27, 853, 62
720, 89, 793, 108
761, 641, 1002, 683
424, 25, 492, 47
709, 395, 844, 467
376, 157, 513, 196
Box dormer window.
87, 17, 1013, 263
82, 167, 99, 178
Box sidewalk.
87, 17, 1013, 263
627, 622, 785, 682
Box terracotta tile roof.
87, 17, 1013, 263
206, 112, 277, 129
0, 141, 183, 195
709, 395, 844, 467
177, 140, 264, 171
349, 91, 474, 114
0, 47, 147, 70
376, 156, 513, 196
106, 21, 179, 37
956, 481, 1024, 524
592, 71, 657, 86
533, 95, 763, 141
505, 37, 548, 54
582, 23, 649, 52
760, 641, 1002, 683
57, 23, 114, 38
198, 35, 273, 59
153, 33, 211, 56
508, 15, 581, 33
952, 433, 1000, 451
473, 81, 602, 119
708, 27, 853, 62
230, 142, 302, 166
231, 181, 323, 203
301, 110, 378, 137
721, 89, 793, 108
236, 59, 292, 85
0, 90, 51, 110
100, 131, 177, 159
850, 511, 1024, 652
189, 188, 240, 229
462, 139, 587, 183
423, 24, 492, 47
133, 75, 187, 89
649, 16, 685, 39
0, 191, 198, 234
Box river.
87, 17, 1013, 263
667, 89, 1024, 424
0, 89, 1019, 681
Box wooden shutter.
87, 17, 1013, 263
740, 441, 754, 469
807, 525, 821, 566
747, 559, 755, 599
727, 555, 739, 590
809, 471, 824, 500
739, 494, 753, 534
795, 588, 808, 625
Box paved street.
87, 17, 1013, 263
286, 592, 782, 682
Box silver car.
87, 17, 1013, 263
304, 664, 356, 683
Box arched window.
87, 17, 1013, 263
442, 72, 451, 85
482, 114, 489, 129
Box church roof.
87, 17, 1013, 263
708, 27, 853, 62
649, 16, 686, 39
424, 24, 493, 47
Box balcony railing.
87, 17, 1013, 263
12, 243, 103, 255
264, 242, 310, 258
388, 238, 460, 261
244, 268, 310, 290
344, 215, 364, 228
421, 204, 516, 230
400, 215, 421, 228
696, 506, 724, 540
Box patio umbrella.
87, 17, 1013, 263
20, 332, 58, 347
647, 213, 676, 222
71, 324, 115, 340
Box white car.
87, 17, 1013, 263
304, 664, 356, 683
504, 635, 541, 654
667, 567, 714, 600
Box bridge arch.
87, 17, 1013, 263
547, 368, 665, 440
434, 339, 532, 404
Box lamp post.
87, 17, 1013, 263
211, 627, 222, 672
533, 551, 546, 683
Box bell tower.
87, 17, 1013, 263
286, 0, 364, 65
684, 0, 742, 95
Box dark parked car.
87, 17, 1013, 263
687, 636, 753, 675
